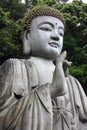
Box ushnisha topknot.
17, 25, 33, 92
21, 6, 66, 37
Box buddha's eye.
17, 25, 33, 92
58, 29, 64, 37
39, 24, 52, 32
40, 27, 51, 31
59, 32, 64, 37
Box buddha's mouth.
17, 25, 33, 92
49, 42, 59, 48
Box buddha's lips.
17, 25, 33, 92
49, 42, 59, 48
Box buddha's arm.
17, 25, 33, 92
0, 59, 17, 109
50, 51, 71, 98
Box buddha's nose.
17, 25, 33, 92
51, 29, 59, 41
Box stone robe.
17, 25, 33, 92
0, 58, 87, 130
0, 59, 53, 130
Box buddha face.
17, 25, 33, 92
27, 16, 64, 60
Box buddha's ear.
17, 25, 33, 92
22, 30, 31, 54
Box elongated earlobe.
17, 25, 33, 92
23, 30, 31, 54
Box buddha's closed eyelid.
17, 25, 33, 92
38, 21, 54, 28
38, 24, 52, 31
58, 31, 64, 37
58, 28, 64, 37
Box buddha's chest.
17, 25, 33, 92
30, 57, 55, 86
35, 64, 54, 86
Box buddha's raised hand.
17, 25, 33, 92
51, 51, 72, 97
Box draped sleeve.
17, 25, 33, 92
0, 58, 30, 108
0, 59, 14, 107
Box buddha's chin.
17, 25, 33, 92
48, 51, 61, 60
47, 51, 61, 60
31, 49, 61, 60
41, 53, 60, 60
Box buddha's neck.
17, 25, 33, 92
30, 56, 54, 67
30, 56, 55, 86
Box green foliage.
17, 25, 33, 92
70, 65, 87, 93
0, 8, 10, 28
0, 1, 26, 64
0, 17, 22, 63
70, 66, 84, 79
32, 0, 56, 6
0, 0, 26, 20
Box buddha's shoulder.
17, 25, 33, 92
66, 74, 82, 88
66, 74, 77, 81
0, 58, 32, 66
0, 58, 32, 71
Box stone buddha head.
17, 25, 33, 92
22, 6, 66, 60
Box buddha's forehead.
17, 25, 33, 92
31, 16, 64, 28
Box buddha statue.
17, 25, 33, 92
0, 6, 87, 130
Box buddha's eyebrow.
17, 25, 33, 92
38, 21, 54, 28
